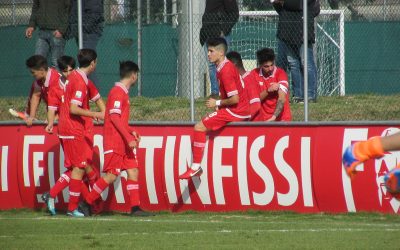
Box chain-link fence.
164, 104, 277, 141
0, 0, 399, 122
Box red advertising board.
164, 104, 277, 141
0, 124, 399, 213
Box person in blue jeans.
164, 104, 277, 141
25, 0, 71, 68
272, 0, 320, 103
200, 0, 239, 97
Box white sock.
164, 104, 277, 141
191, 163, 201, 171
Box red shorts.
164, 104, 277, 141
103, 152, 138, 176
202, 108, 247, 131
60, 135, 93, 169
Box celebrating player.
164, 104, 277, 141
56, 49, 104, 217
10, 55, 60, 126
226, 51, 261, 120
343, 132, 400, 195
250, 48, 291, 122
80, 61, 152, 216
41, 55, 103, 216
179, 37, 250, 179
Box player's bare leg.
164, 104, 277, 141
179, 121, 208, 179
126, 168, 153, 216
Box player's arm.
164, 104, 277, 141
267, 89, 286, 122
110, 114, 137, 149
26, 89, 41, 126
70, 103, 104, 120
95, 98, 106, 113
206, 94, 239, 109
45, 109, 56, 133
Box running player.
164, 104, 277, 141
81, 61, 152, 216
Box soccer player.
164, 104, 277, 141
42, 55, 103, 216
250, 48, 291, 122
226, 51, 261, 120
57, 49, 104, 217
343, 133, 400, 195
81, 61, 152, 216
179, 37, 250, 179
11, 55, 60, 126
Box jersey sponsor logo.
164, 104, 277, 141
75, 91, 82, 98
259, 81, 264, 86
114, 101, 121, 108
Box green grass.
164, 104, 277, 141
2, 94, 400, 122
1, 210, 400, 249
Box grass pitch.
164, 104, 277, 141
1, 210, 400, 249
2, 94, 400, 122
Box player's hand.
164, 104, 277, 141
45, 123, 53, 134
25, 117, 34, 127
25, 27, 34, 38
266, 115, 277, 122
128, 140, 138, 149
53, 30, 63, 38
132, 131, 141, 143
206, 98, 217, 109
94, 111, 105, 120
268, 83, 279, 92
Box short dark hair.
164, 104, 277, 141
26, 55, 48, 70
77, 49, 97, 68
256, 48, 275, 65
57, 56, 76, 71
226, 51, 244, 69
120, 61, 139, 79
206, 37, 228, 53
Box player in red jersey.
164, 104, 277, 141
11, 55, 60, 126
57, 49, 104, 217
179, 37, 250, 179
80, 61, 152, 216
226, 51, 262, 120
251, 48, 291, 122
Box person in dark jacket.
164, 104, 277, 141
200, 0, 239, 97
68, 0, 104, 50
25, 0, 71, 67
273, 0, 320, 103
67, 0, 104, 85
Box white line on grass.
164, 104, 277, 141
1, 228, 400, 238
1, 216, 399, 228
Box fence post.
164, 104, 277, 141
77, 0, 83, 49
189, 0, 195, 121
303, 0, 309, 122
137, 0, 142, 96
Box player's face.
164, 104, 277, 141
30, 68, 47, 80
261, 61, 274, 75
61, 66, 73, 78
208, 47, 223, 64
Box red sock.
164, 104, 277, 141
68, 178, 82, 211
126, 179, 140, 207
86, 178, 108, 205
86, 168, 99, 189
49, 170, 71, 198
80, 182, 90, 200
192, 130, 206, 165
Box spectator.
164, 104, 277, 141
25, 0, 71, 67
200, 0, 239, 98
273, 0, 320, 103
67, 0, 105, 85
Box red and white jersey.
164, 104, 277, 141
58, 69, 101, 138
103, 83, 133, 156
242, 71, 261, 119
217, 59, 250, 118
47, 75, 68, 112
251, 66, 291, 121
25, 67, 60, 114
